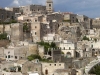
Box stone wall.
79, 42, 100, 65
0, 40, 9, 47
22, 61, 42, 75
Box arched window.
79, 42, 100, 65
45, 69, 48, 74
66, 52, 71, 58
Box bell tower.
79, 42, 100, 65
46, 0, 54, 13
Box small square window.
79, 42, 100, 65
15, 56, 17, 59
35, 26, 37, 28
59, 64, 61, 66
8, 55, 10, 58
5, 56, 7, 58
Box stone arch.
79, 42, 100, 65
89, 63, 100, 74
7, 35, 10, 40
85, 56, 100, 74
66, 52, 71, 58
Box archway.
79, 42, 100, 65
66, 52, 71, 58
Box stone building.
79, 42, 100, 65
77, 15, 89, 22
4, 46, 28, 61
21, 5, 47, 15
51, 48, 62, 62
5, 7, 20, 14
42, 62, 65, 75
11, 23, 23, 42
92, 18, 100, 29
58, 40, 76, 58
31, 22, 41, 42
46, 0, 54, 13
0, 8, 14, 22
63, 13, 78, 23
14, 59, 42, 75
47, 13, 63, 22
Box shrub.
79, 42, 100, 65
82, 36, 89, 41
27, 54, 41, 61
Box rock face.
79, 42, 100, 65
0, 40, 9, 47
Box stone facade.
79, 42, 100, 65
21, 5, 47, 15
51, 48, 62, 62
46, 0, 54, 13
21, 60, 42, 75
11, 23, 23, 42
0, 8, 14, 22
42, 62, 65, 75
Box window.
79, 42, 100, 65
1, 14, 3, 19
35, 20, 37, 22
58, 24, 59, 27
59, 64, 61, 66
91, 45, 93, 48
15, 10, 17, 12
49, 8, 51, 9
69, 47, 71, 50
50, 64, 51, 66
5, 56, 7, 58
8, 55, 10, 58
35, 32, 36, 35
35, 26, 37, 28
15, 56, 17, 59
49, 4, 51, 7
45, 69, 48, 74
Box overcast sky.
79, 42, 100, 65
1, 0, 100, 18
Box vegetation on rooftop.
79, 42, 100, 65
82, 36, 89, 41
37, 41, 57, 54
27, 54, 53, 62
0, 20, 17, 24
27, 54, 42, 61
62, 20, 70, 22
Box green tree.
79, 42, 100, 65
51, 42, 56, 48
90, 65, 100, 75
82, 36, 89, 41
37, 41, 57, 54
